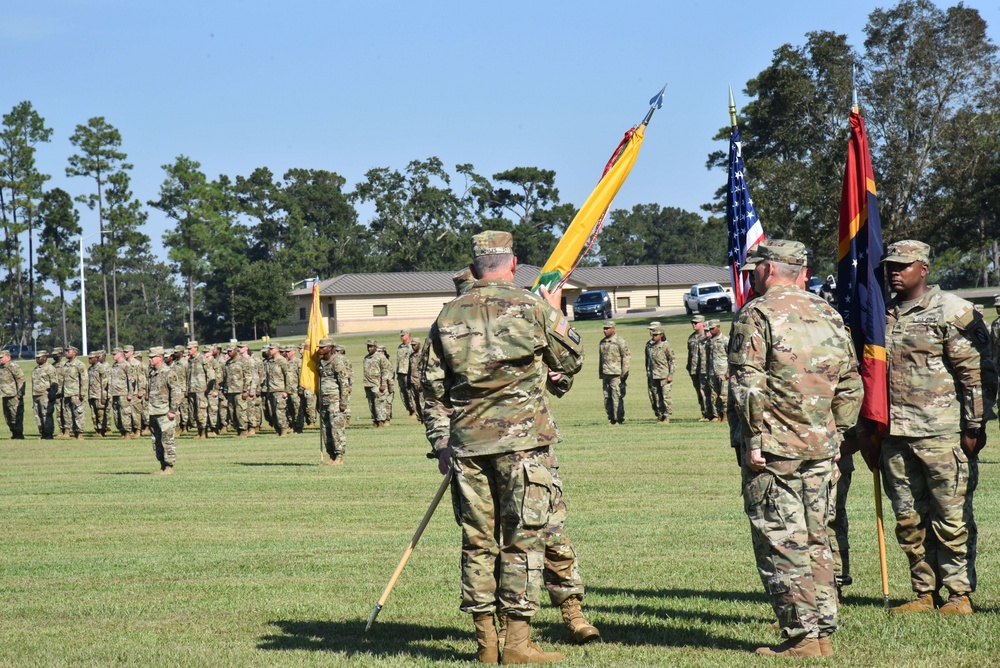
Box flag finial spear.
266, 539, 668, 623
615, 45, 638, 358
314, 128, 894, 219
729, 85, 738, 128
852, 64, 859, 113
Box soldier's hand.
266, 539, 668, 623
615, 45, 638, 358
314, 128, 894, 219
379, 385, 385, 393
746, 447, 766, 472
961, 429, 987, 458
339, 403, 347, 412
102, 399, 107, 405
666, 376, 672, 383
167, 411, 175, 419
621, 372, 629, 382
436, 447, 451, 476
241, 392, 248, 400
212, 392, 218, 397
281, 392, 287, 398
127, 395, 132, 401
538, 284, 562, 311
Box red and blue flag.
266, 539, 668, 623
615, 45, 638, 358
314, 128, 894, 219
726, 126, 765, 309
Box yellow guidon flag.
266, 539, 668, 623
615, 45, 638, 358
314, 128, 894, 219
532, 85, 664, 293
299, 279, 328, 393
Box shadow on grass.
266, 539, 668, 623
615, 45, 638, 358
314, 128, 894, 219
258, 619, 465, 661
236, 462, 317, 468
535, 618, 758, 652
589, 585, 769, 605
100, 471, 155, 476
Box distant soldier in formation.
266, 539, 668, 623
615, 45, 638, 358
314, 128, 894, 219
207, 345, 226, 434
31, 350, 56, 439
363, 340, 390, 427
396, 330, 415, 417
240, 343, 262, 435
170, 346, 190, 433
124, 346, 147, 436
222, 343, 251, 437
317, 337, 351, 465
644, 322, 675, 424
87, 350, 110, 437
598, 319, 630, 425
704, 319, 729, 422
336, 345, 353, 424
51, 347, 67, 437
298, 343, 317, 427
147, 346, 182, 474
283, 345, 304, 433
108, 348, 135, 438
379, 345, 394, 423
0, 348, 26, 439
407, 339, 424, 423
62, 346, 88, 440
264, 343, 291, 435
686, 315, 708, 419
992, 295, 1000, 405
186, 341, 216, 439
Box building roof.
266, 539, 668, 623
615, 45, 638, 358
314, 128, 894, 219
292, 263, 728, 297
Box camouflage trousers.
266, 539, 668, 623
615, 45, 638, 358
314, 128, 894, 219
744, 456, 837, 640
828, 454, 854, 582
319, 399, 347, 457
264, 392, 288, 433
89, 398, 109, 434
881, 434, 978, 595
646, 378, 672, 420
601, 375, 625, 423
139, 398, 149, 432
706, 374, 728, 420
112, 396, 137, 435
63, 396, 86, 435
365, 387, 388, 423
54, 394, 66, 433
690, 373, 706, 416
206, 392, 223, 431
226, 394, 248, 433
150, 413, 177, 467
248, 395, 262, 429
2, 395, 24, 437
452, 446, 585, 617
188, 392, 209, 433
286, 392, 302, 433
397, 373, 414, 415
33, 394, 54, 438
177, 393, 191, 430
408, 384, 424, 422
302, 389, 317, 425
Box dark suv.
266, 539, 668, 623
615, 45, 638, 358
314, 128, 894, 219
573, 290, 612, 320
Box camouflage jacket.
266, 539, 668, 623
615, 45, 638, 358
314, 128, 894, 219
422, 276, 584, 457
87, 362, 110, 400
109, 360, 131, 397
991, 316, 1000, 373
31, 361, 56, 397
262, 355, 288, 393
0, 360, 26, 397
61, 358, 89, 398
283, 357, 299, 394
363, 352, 389, 388
886, 286, 997, 436
729, 283, 863, 460
223, 356, 250, 394
52, 359, 67, 396
408, 348, 421, 386
645, 338, 676, 380
317, 355, 350, 405
127, 357, 146, 396
246, 354, 262, 394
706, 333, 730, 376
396, 342, 412, 375
147, 364, 183, 415
598, 333, 630, 377
686, 331, 707, 375
187, 353, 215, 394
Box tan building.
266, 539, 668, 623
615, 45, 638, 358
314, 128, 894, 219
278, 263, 730, 336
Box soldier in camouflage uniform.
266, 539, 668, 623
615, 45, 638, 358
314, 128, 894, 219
598, 320, 630, 425
396, 330, 415, 416
363, 340, 390, 427
222, 344, 251, 436
875, 241, 997, 615
335, 345, 353, 424
169, 346, 189, 433
644, 322, 675, 423
108, 348, 134, 438
423, 231, 594, 664
991, 295, 1000, 405
704, 319, 730, 422
147, 347, 183, 474
62, 346, 89, 440
730, 240, 863, 657
408, 339, 424, 423
87, 350, 110, 437
51, 347, 67, 437
686, 315, 709, 419
282, 346, 304, 433
317, 337, 350, 464
0, 348, 26, 439
123, 346, 146, 436
379, 346, 394, 423
299, 343, 317, 427
31, 350, 56, 439
265, 344, 291, 435
239, 343, 262, 435
186, 341, 215, 439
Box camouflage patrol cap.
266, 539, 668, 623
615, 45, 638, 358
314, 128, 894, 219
123, 345, 134, 353
691, 315, 705, 324
471, 230, 514, 257
224, 343, 238, 353
602, 320, 615, 328
0, 349, 10, 359
89, 349, 104, 357
399, 329, 409, 335
882, 240, 930, 265
366, 339, 377, 346
318, 337, 335, 347
993, 295, 1000, 306
186, 340, 199, 348
649, 324, 664, 335
335, 345, 346, 353
51, 346, 64, 355
67, 345, 80, 353
648, 321, 661, 329
279, 345, 291, 353
237, 341, 248, 349
112, 347, 123, 355
706, 319, 721, 329
148, 346, 165, 358
173, 345, 185, 354
739, 239, 807, 270
35, 349, 48, 358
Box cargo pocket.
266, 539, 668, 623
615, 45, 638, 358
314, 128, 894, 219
743, 470, 772, 521
506, 460, 554, 529
953, 447, 969, 498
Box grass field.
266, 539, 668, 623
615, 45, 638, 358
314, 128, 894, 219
2, 316, 999, 666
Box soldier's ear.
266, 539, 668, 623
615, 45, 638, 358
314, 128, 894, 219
469, 263, 480, 280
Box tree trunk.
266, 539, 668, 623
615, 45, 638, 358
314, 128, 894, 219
141, 282, 149, 315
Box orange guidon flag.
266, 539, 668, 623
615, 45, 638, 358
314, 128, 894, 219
299, 280, 328, 393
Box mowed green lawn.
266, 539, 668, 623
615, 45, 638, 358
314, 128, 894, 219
2, 317, 998, 667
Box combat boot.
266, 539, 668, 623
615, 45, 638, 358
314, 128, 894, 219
473, 613, 499, 663
497, 612, 508, 650
248, 427, 256, 436
501, 616, 563, 664
754, 636, 822, 657
161, 465, 173, 475
818, 636, 833, 657
891, 593, 935, 613
331, 454, 344, 466
559, 595, 600, 644
938, 594, 973, 615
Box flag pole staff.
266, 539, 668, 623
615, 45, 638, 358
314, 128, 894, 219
729, 84, 738, 129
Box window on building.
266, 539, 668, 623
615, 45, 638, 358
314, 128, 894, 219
646, 296, 659, 308
373, 305, 388, 317
299, 307, 307, 320
617, 296, 630, 309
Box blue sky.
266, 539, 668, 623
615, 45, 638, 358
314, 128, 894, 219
7, 1, 1000, 260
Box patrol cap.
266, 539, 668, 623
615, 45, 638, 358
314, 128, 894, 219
706, 319, 721, 329
335, 345, 346, 353
366, 339, 377, 346
224, 343, 238, 353
649, 325, 664, 335
318, 337, 335, 347
648, 321, 661, 329
148, 346, 165, 358
279, 346, 291, 353
739, 239, 807, 270
377, 346, 386, 352
0, 349, 10, 358
691, 315, 705, 324
602, 320, 615, 328
51, 346, 64, 355
187, 340, 199, 348
881, 240, 930, 265
35, 349, 48, 358
89, 349, 104, 357
67, 345, 80, 353
471, 230, 514, 258
237, 341, 248, 349
123, 345, 135, 353
399, 329, 409, 335
112, 347, 123, 355
173, 345, 185, 354
993, 295, 1000, 306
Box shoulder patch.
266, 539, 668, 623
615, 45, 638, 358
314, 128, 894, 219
555, 317, 569, 337
568, 328, 581, 345
728, 322, 756, 366
951, 304, 976, 330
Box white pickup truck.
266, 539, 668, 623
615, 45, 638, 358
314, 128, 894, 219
683, 282, 733, 315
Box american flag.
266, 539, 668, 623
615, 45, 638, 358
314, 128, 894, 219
726, 126, 765, 309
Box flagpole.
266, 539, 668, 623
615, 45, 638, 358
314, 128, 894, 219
729, 84, 738, 129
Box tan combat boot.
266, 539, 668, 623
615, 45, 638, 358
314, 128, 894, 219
473, 613, 499, 664
755, 636, 822, 657
497, 612, 508, 651
331, 454, 344, 466
559, 596, 600, 644
501, 616, 563, 664
162, 465, 173, 475
938, 594, 973, 615
891, 593, 935, 613
818, 635, 834, 656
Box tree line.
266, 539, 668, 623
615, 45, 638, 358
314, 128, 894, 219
3, 0, 998, 351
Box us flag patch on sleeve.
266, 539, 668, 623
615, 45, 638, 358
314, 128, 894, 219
555, 318, 569, 337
